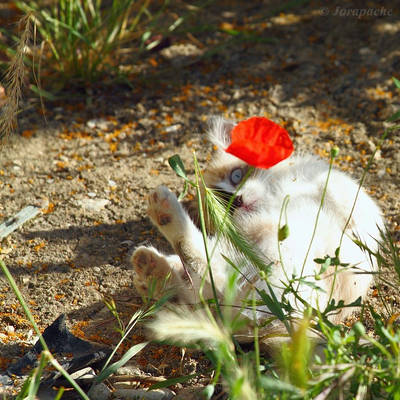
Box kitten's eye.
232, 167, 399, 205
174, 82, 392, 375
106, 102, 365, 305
230, 168, 243, 185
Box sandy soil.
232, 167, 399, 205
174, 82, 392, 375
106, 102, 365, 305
0, 1, 399, 397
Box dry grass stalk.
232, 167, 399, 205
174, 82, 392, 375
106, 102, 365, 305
0, 14, 32, 143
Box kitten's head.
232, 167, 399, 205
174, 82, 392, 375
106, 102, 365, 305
203, 117, 268, 217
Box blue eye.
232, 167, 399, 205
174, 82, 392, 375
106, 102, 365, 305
230, 168, 243, 185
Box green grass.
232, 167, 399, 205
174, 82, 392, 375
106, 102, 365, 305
2, 154, 399, 398
1, 94, 399, 398
0, 0, 211, 141
149, 80, 400, 399
0, 14, 399, 390
0, 0, 202, 95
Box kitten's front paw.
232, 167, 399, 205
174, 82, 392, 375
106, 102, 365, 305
131, 246, 172, 298
147, 185, 186, 239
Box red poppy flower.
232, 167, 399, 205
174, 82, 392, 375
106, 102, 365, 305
225, 117, 294, 169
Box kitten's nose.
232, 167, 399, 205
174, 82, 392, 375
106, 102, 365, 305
234, 195, 243, 208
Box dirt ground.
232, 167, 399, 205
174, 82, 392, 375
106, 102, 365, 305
0, 0, 399, 397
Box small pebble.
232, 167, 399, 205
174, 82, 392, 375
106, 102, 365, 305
376, 169, 386, 178
70, 367, 96, 380
165, 124, 180, 133
5, 326, 14, 334
114, 388, 175, 400
77, 198, 110, 212
120, 240, 134, 247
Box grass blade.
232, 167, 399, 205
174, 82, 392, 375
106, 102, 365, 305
95, 342, 148, 382
46, 353, 90, 400
0, 259, 48, 351
393, 76, 400, 89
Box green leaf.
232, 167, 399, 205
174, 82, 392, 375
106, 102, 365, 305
324, 296, 362, 314
168, 154, 188, 180
257, 288, 286, 322
393, 76, 400, 89
319, 257, 331, 275
95, 342, 148, 383
297, 277, 324, 292
29, 84, 58, 100
387, 110, 400, 122
259, 376, 300, 393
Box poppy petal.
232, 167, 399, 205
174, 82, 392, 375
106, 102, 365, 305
225, 117, 294, 169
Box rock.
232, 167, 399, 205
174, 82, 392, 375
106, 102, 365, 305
116, 364, 144, 376
119, 240, 134, 247
376, 168, 386, 178
5, 325, 15, 334
87, 118, 113, 131
0, 374, 12, 386
350, 123, 369, 146
175, 387, 207, 399
359, 47, 372, 56
113, 388, 175, 400
77, 198, 110, 212
36, 386, 60, 400
70, 366, 96, 381
88, 382, 112, 400
160, 44, 204, 66
165, 124, 181, 133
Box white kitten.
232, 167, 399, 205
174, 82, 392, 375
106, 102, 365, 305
132, 117, 383, 345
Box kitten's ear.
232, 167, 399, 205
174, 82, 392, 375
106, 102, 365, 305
207, 116, 236, 150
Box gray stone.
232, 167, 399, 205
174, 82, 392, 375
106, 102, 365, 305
0, 374, 12, 386
88, 382, 112, 400
114, 388, 175, 400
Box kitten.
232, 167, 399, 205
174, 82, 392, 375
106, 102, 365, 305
131, 117, 383, 345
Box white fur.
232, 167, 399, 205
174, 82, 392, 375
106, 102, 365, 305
132, 117, 383, 334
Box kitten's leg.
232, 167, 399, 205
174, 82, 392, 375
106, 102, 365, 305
131, 246, 187, 299
147, 185, 225, 298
